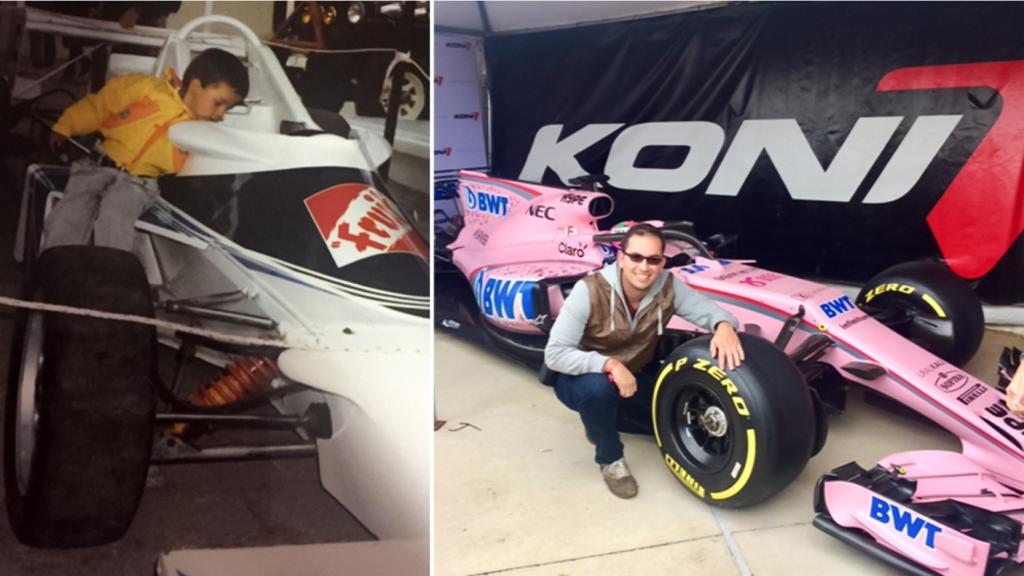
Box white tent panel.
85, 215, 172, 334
436, 1, 718, 35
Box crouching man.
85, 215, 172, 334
544, 223, 744, 498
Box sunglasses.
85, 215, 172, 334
622, 251, 664, 266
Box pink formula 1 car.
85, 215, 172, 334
434, 170, 1024, 576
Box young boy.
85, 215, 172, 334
42, 47, 248, 251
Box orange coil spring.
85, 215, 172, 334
190, 356, 280, 407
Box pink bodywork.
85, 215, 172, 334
449, 170, 1024, 572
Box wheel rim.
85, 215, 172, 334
15, 312, 44, 496
380, 70, 426, 120
671, 385, 733, 470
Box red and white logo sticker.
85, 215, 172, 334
304, 184, 426, 267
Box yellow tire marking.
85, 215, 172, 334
921, 294, 946, 318
711, 429, 757, 500
652, 362, 675, 447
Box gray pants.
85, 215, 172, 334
41, 159, 159, 251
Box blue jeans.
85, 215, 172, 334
554, 371, 655, 465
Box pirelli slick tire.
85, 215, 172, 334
856, 260, 984, 367
653, 334, 815, 508
4, 246, 156, 547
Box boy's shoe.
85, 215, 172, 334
600, 458, 638, 499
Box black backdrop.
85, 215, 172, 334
484, 2, 1024, 303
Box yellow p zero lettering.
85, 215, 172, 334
674, 357, 689, 371
664, 454, 706, 498
732, 396, 750, 417
694, 359, 711, 372
711, 429, 757, 500
921, 293, 947, 318
707, 365, 726, 381
864, 283, 916, 303
864, 286, 880, 303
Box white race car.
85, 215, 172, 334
6, 10, 430, 563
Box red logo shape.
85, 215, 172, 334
304, 184, 426, 266
878, 61, 1024, 279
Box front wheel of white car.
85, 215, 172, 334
380, 65, 428, 120
4, 246, 156, 547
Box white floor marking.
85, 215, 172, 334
712, 507, 753, 576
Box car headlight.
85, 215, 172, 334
347, 2, 365, 24
322, 5, 337, 25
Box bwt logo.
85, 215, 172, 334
474, 274, 536, 320
434, 148, 452, 156
819, 295, 855, 318
435, 76, 444, 86
869, 496, 942, 549
679, 263, 711, 275
464, 187, 509, 216
454, 112, 481, 121
446, 41, 471, 50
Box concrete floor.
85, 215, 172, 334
0, 161, 373, 575
434, 327, 1024, 576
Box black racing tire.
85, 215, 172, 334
4, 246, 156, 547
653, 334, 815, 508
856, 260, 984, 367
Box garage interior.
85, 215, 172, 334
434, 2, 1024, 576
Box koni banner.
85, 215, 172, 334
484, 2, 1024, 304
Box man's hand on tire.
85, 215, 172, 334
710, 322, 745, 371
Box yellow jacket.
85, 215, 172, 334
53, 74, 193, 177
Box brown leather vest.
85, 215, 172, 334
579, 272, 676, 372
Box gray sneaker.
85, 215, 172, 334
600, 458, 638, 499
